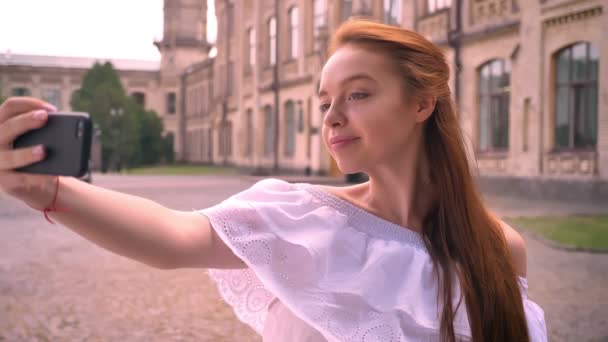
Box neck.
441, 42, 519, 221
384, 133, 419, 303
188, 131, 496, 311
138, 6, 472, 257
362, 135, 434, 234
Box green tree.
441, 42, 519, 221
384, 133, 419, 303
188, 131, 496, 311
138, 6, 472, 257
127, 100, 165, 167
71, 61, 173, 171
163, 132, 175, 164
71, 62, 139, 172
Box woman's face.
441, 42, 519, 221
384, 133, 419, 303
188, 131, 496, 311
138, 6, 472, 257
319, 44, 421, 175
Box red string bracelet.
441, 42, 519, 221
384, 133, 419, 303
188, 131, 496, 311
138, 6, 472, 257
42, 176, 71, 224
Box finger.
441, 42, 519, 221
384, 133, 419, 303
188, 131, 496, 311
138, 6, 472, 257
0, 97, 56, 123
0, 109, 48, 147
0, 145, 46, 171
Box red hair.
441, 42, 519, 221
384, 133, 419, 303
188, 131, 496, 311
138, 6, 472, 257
328, 19, 529, 342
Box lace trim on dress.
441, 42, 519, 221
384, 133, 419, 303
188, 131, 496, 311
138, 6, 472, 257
295, 183, 428, 253
201, 204, 276, 335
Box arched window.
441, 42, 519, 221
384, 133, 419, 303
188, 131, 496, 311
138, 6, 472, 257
288, 6, 299, 60
166, 92, 176, 114
264, 105, 275, 156
478, 59, 510, 151
284, 100, 296, 157
246, 108, 254, 157
554, 42, 598, 150
268, 17, 277, 65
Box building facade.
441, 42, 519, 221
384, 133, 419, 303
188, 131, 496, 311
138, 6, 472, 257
1, 0, 606, 199
195, 0, 608, 199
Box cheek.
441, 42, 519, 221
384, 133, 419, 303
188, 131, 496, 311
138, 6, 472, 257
321, 126, 329, 146
363, 108, 416, 147
321, 125, 335, 153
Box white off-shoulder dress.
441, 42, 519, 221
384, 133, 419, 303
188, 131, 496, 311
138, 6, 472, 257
198, 179, 548, 342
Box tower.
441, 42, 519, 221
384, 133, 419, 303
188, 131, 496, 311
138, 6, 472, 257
155, 0, 212, 75
154, 0, 212, 161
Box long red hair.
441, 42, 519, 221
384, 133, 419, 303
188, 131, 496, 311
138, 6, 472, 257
327, 19, 529, 342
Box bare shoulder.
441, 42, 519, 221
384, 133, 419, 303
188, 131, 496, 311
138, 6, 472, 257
499, 220, 528, 278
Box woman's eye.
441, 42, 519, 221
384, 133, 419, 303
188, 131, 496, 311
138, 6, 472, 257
348, 92, 368, 101
319, 103, 330, 113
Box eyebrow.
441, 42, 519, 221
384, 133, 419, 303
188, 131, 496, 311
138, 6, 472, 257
318, 73, 377, 97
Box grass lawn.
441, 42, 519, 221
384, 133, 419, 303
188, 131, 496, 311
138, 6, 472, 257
507, 215, 608, 252
124, 164, 239, 175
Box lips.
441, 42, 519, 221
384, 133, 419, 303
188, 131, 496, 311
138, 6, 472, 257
329, 136, 360, 148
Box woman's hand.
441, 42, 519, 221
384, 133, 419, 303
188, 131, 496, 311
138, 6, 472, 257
0, 97, 58, 209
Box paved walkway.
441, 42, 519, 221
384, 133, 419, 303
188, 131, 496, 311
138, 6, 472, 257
0, 174, 606, 341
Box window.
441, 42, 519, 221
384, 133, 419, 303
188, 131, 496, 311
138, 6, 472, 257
167, 92, 176, 114
297, 101, 305, 133
313, 0, 327, 51
248, 27, 256, 67
478, 59, 510, 151
264, 105, 275, 156
246, 109, 254, 157
268, 17, 277, 65
288, 6, 299, 59
41, 89, 61, 109
131, 92, 145, 107
341, 0, 352, 22
554, 42, 598, 150
384, 0, 402, 25
284, 100, 296, 157
12, 87, 31, 97
427, 0, 451, 14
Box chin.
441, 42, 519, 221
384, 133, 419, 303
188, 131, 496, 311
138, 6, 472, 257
335, 159, 365, 175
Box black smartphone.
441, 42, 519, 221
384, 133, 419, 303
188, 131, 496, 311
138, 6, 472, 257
13, 112, 93, 177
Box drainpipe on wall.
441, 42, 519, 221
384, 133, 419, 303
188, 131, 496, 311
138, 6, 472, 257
223, 0, 231, 166
272, 0, 280, 174
448, 0, 463, 108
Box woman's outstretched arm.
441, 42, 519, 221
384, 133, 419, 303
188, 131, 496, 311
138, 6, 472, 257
44, 177, 246, 269
1, 97, 245, 270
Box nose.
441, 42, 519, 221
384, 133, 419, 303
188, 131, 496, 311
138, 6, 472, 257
322, 101, 346, 128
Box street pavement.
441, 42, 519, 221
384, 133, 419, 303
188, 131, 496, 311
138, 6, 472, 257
0, 174, 606, 341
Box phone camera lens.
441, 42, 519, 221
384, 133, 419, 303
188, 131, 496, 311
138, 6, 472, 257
76, 120, 84, 138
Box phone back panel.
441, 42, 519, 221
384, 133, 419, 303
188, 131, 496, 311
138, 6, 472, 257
14, 112, 93, 177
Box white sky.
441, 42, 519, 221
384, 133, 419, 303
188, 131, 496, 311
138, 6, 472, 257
0, 0, 217, 61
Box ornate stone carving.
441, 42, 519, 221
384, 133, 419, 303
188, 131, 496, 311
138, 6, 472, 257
417, 12, 449, 43
471, 0, 517, 26
543, 6, 602, 27
546, 152, 597, 176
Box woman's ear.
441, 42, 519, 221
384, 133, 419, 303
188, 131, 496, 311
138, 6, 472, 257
415, 96, 437, 123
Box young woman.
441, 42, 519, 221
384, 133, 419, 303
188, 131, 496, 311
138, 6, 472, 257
0, 20, 546, 341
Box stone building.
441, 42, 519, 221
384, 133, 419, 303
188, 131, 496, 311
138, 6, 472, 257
194, 0, 607, 200
1, 0, 606, 200
0, 54, 163, 170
